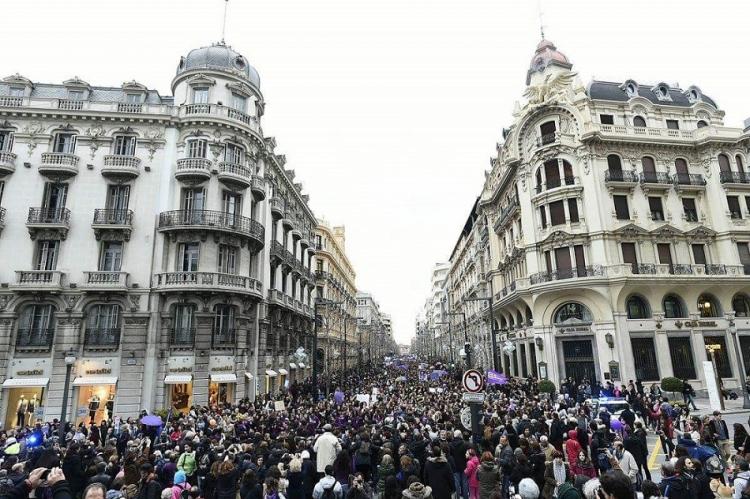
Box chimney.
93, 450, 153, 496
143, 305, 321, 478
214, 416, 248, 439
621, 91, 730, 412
333, 226, 346, 251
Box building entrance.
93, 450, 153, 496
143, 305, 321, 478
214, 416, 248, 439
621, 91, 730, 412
562, 340, 596, 383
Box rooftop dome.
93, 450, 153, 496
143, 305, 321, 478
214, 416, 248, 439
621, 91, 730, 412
526, 39, 572, 84
176, 42, 260, 89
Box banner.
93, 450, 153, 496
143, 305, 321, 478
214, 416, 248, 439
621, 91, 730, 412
356, 394, 370, 405
274, 401, 286, 411
418, 371, 428, 382
430, 370, 448, 381
486, 370, 508, 385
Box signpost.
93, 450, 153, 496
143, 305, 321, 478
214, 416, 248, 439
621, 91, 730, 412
462, 369, 484, 444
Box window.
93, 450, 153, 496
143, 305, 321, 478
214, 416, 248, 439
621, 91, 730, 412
125, 94, 140, 104
668, 337, 696, 379
67, 90, 84, 101
187, 139, 207, 158
218, 245, 238, 274
704, 337, 731, 378
663, 294, 685, 318
626, 296, 650, 319
648, 197, 664, 221
633, 116, 647, 127
553, 302, 592, 325
613, 195, 630, 220
173, 304, 195, 343
192, 87, 209, 104
178, 243, 200, 272
214, 304, 235, 335
607, 155, 623, 175
737, 155, 746, 174
549, 200, 565, 226
568, 199, 579, 223
35, 240, 59, 271
697, 294, 721, 318
600, 114, 614, 125
18, 304, 56, 347
53, 133, 76, 154
682, 198, 698, 222
0, 131, 13, 152
697, 120, 708, 128
182, 188, 205, 212
733, 294, 750, 318
657, 243, 672, 269
718, 154, 731, 173
231, 93, 246, 112
106, 185, 130, 215
674, 158, 689, 183
87, 304, 120, 333
666, 119, 679, 130
544, 160, 560, 189
42, 183, 68, 214
99, 242, 123, 271
728, 196, 742, 219
641, 156, 656, 174
621, 242, 638, 272
0, 181, 4, 205
692, 244, 707, 266
113, 135, 136, 156
745, 196, 750, 215
631, 338, 659, 381
539, 121, 556, 144
739, 243, 750, 273
8, 87, 24, 97
225, 143, 244, 164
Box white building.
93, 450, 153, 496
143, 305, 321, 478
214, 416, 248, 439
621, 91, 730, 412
0, 42, 318, 428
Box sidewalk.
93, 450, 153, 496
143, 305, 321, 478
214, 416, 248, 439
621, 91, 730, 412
689, 395, 750, 416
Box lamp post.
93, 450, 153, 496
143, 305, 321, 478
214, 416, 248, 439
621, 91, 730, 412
446, 311, 470, 367
727, 313, 750, 409
312, 299, 343, 401
464, 296, 498, 371
59, 350, 76, 441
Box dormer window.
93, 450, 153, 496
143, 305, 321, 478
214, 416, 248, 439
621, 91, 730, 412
8, 87, 24, 97
697, 120, 708, 129
689, 90, 698, 102
125, 94, 140, 104
633, 116, 647, 128
192, 87, 209, 104
658, 86, 668, 98
113, 136, 137, 156
68, 90, 84, 101
626, 83, 637, 98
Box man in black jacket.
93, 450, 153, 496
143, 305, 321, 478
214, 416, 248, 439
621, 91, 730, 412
449, 431, 468, 499
709, 411, 732, 460
86, 462, 112, 490
136, 464, 162, 499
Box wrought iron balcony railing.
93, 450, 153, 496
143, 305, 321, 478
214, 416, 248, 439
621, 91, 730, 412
16, 328, 54, 349
84, 328, 121, 348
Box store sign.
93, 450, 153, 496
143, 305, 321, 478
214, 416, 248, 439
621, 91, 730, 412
16, 369, 44, 376
78, 358, 118, 377
85, 368, 112, 375
555, 326, 591, 334
168, 356, 194, 373
209, 355, 234, 372
10, 359, 51, 378
683, 320, 718, 328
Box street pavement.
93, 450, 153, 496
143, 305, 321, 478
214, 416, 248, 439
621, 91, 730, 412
643, 396, 750, 482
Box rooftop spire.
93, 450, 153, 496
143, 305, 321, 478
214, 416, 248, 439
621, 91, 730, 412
221, 0, 229, 44
537, 0, 546, 40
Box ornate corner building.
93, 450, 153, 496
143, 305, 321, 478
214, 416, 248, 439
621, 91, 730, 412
0, 42, 325, 427
425, 39, 750, 391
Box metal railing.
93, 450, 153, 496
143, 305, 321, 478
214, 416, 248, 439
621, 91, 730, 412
631, 263, 656, 275
530, 265, 604, 284
16, 328, 54, 349
28, 207, 71, 224
212, 328, 236, 348
674, 173, 706, 186
604, 170, 639, 182
93, 209, 133, 225
158, 210, 264, 241
170, 328, 196, 347
671, 264, 694, 275
0, 207, 5, 225
84, 328, 121, 348
705, 264, 727, 275
269, 197, 285, 213
720, 171, 750, 184
640, 172, 672, 184
537, 133, 557, 146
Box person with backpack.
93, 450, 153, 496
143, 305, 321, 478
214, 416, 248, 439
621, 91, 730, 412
171, 471, 191, 499
542, 452, 572, 499
177, 445, 197, 485
353, 434, 372, 482
475, 452, 501, 499
463, 449, 479, 499
312, 465, 342, 499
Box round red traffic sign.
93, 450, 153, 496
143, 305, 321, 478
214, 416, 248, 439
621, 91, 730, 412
462, 369, 484, 393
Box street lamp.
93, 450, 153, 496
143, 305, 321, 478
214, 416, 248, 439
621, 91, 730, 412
59, 350, 76, 441
312, 299, 343, 401
727, 312, 750, 409
464, 296, 499, 371
446, 311, 470, 367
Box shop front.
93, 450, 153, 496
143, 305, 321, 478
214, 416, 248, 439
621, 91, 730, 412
72, 358, 119, 425
208, 355, 236, 405
165, 355, 194, 413
2, 358, 52, 429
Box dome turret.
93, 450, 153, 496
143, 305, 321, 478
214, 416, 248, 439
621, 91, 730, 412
176, 42, 260, 89
526, 39, 572, 84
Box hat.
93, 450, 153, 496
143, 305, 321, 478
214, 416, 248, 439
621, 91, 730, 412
403, 482, 433, 499
323, 424, 332, 431
301, 450, 310, 460
174, 470, 187, 485
518, 478, 540, 499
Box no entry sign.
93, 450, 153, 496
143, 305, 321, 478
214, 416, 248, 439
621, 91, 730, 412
462, 369, 484, 393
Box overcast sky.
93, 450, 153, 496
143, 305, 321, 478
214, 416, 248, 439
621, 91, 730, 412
4, 0, 748, 344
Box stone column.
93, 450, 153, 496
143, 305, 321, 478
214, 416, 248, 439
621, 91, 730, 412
118, 314, 149, 417
0, 314, 15, 422
193, 313, 213, 406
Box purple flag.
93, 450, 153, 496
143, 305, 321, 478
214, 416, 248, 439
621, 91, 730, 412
334, 390, 345, 404
486, 370, 507, 385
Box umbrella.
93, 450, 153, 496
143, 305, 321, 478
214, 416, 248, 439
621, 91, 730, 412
141, 415, 163, 427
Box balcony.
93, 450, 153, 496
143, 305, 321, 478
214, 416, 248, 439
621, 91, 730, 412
583, 123, 697, 144
0, 207, 5, 233
529, 265, 604, 285
0, 96, 23, 108
84, 328, 121, 351
673, 173, 706, 191
250, 175, 266, 200
270, 241, 286, 264
58, 99, 84, 111
178, 104, 260, 134
604, 170, 639, 190
101, 155, 141, 180
281, 217, 294, 230
16, 328, 54, 352
153, 272, 263, 298
270, 197, 284, 218
157, 210, 264, 249
92, 209, 133, 241
27, 207, 71, 240
639, 171, 672, 192
117, 103, 143, 113
212, 329, 236, 349
175, 158, 212, 182
13, 270, 65, 291
0, 151, 17, 175
84, 271, 129, 290
170, 328, 196, 349
493, 196, 519, 233
720, 171, 750, 190
39, 152, 79, 178
267, 289, 286, 306
217, 161, 253, 189
534, 176, 577, 195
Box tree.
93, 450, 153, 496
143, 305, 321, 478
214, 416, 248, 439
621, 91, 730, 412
538, 380, 556, 395
661, 377, 682, 400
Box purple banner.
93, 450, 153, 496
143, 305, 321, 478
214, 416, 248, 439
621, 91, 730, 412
418, 371, 428, 382
430, 369, 448, 381
486, 370, 507, 385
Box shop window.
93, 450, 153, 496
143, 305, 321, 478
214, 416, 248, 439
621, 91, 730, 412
75, 384, 116, 426
668, 337, 696, 379
4, 387, 45, 429
631, 338, 659, 381
209, 381, 235, 406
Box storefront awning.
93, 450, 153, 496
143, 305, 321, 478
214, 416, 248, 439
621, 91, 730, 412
265, 369, 278, 377
164, 374, 192, 384
73, 376, 118, 386
298, 363, 306, 368
244, 372, 254, 380
210, 374, 237, 383
278, 368, 289, 375
2, 378, 50, 388
289, 363, 297, 369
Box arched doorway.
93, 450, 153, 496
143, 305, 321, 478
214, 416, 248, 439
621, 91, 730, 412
554, 302, 596, 383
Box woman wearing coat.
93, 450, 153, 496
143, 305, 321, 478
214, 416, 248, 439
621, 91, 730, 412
422, 445, 454, 499
542, 451, 573, 499
475, 452, 501, 499
463, 449, 480, 499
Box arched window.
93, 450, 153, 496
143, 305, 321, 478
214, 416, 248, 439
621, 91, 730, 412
86, 304, 121, 347
697, 294, 721, 318
544, 159, 560, 189
674, 158, 689, 183
736, 155, 746, 175
733, 294, 750, 318
500, 316, 507, 330
718, 154, 731, 173
525, 305, 533, 326
633, 116, 647, 128
641, 156, 656, 174
607, 155, 623, 174
562, 160, 574, 185
18, 304, 56, 348
535, 169, 543, 192
553, 302, 593, 325
626, 296, 650, 319
516, 310, 523, 327
662, 294, 685, 318
697, 120, 708, 128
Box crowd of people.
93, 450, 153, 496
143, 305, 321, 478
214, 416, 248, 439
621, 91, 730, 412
0, 358, 748, 499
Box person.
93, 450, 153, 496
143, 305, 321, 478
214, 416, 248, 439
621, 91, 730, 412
312, 465, 342, 499
215, 460, 241, 499
495, 435, 515, 496
464, 449, 480, 499
171, 471, 190, 499
709, 411, 732, 460
658, 462, 688, 498
735, 424, 750, 454
475, 452, 500, 499
518, 478, 540, 499
682, 379, 699, 410
510, 454, 534, 489
82, 482, 107, 499
733, 459, 750, 499
285, 457, 304, 499
612, 441, 637, 488
422, 445, 454, 499
401, 482, 433, 499
573, 451, 596, 479
177, 445, 197, 485
301, 450, 317, 499
240, 470, 263, 499
313, 425, 342, 476
137, 463, 162, 499
377, 455, 396, 497
542, 452, 572, 499
87, 462, 112, 489
451, 432, 469, 499
599, 471, 633, 499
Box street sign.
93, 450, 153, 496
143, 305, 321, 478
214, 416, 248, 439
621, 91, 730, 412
462, 392, 485, 403
462, 369, 484, 393
460, 407, 471, 430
